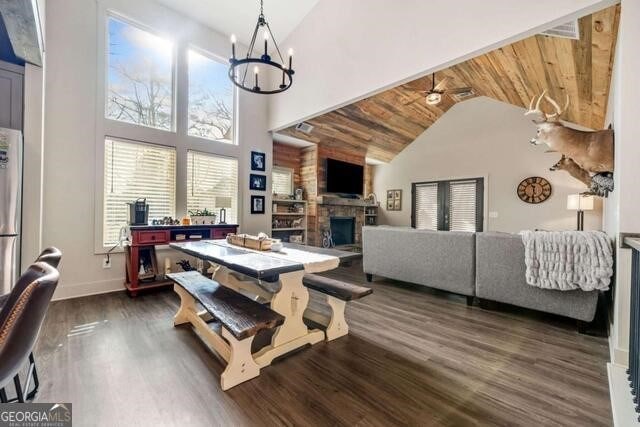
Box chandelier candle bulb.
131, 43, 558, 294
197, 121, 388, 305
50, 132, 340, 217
288, 48, 294, 69
254, 66, 259, 90
230, 34, 236, 59
264, 31, 269, 56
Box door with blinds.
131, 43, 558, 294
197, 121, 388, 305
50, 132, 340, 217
411, 178, 484, 232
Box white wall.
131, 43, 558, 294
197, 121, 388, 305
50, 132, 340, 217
605, 0, 640, 369
373, 97, 602, 232
35, 0, 271, 299
268, 0, 618, 131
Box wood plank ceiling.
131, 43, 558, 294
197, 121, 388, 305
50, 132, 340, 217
279, 5, 620, 163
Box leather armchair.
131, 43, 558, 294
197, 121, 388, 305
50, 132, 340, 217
0, 262, 60, 402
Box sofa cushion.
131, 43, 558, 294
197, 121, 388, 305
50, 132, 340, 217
475, 232, 598, 322
363, 226, 475, 296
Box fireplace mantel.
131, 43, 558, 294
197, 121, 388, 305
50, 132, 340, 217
316, 195, 376, 207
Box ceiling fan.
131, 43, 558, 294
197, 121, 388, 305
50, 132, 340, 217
422, 73, 472, 105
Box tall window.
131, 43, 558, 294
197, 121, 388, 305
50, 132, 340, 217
106, 16, 174, 131
272, 167, 294, 196
103, 139, 176, 245
187, 151, 238, 223
412, 178, 484, 232
188, 49, 234, 143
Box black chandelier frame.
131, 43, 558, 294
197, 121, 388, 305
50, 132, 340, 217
228, 1, 294, 95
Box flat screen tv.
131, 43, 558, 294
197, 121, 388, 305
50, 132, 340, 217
326, 158, 364, 196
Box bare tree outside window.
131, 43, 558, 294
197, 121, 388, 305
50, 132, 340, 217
188, 50, 234, 143
107, 17, 174, 131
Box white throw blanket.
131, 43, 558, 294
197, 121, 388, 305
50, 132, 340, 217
520, 230, 613, 291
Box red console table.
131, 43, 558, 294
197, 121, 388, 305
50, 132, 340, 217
124, 224, 238, 296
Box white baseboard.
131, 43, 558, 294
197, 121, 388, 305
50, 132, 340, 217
52, 277, 124, 301
610, 333, 630, 367
608, 363, 640, 426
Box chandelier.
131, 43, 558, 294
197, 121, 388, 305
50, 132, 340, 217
228, 0, 294, 94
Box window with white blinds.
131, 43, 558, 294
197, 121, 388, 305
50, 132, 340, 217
449, 180, 478, 232
187, 151, 238, 223
272, 167, 293, 196
414, 183, 439, 230
103, 138, 176, 245
412, 178, 483, 232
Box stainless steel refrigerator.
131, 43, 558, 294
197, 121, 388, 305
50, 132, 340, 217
0, 127, 22, 295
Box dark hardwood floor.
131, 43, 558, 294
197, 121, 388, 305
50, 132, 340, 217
28, 261, 611, 426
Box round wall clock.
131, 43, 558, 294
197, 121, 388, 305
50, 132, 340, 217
517, 177, 552, 204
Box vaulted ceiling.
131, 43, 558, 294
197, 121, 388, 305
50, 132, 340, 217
279, 5, 620, 163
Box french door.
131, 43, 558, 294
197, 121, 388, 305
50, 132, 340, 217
411, 178, 484, 232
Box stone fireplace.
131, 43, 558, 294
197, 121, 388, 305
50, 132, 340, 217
311, 195, 375, 249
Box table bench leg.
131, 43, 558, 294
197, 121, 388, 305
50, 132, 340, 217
253, 270, 324, 367
220, 329, 260, 391
172, 285, 260, 390
303, 296, 349, 341
325, 296, 348, 341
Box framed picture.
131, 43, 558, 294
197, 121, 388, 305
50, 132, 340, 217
251, 151, 265, 171
251, 195, 265, 214
386, 189, 402, 211
249, 174, 267, 191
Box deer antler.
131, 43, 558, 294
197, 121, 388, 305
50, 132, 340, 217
524, 90, 547, 119
543, 93, 569, 120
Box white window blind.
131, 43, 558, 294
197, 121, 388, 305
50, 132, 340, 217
414, 183, 439, 230
187, 151, 238, 223
449, 180, 478, 232
272, 167, 293, 196
103, 138, 176, 246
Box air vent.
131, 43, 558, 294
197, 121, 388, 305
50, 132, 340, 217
539, 20, 580, 40
295, 122, 314, 134
451, 89, 476, 102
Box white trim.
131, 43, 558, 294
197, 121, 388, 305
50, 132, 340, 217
52, 277, 124, 301
608, 363, 640, 427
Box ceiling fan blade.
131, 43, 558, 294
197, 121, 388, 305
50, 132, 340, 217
432, 76, 451, 92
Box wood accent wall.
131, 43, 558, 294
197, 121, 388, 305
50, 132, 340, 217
300, 146, 318, 246
364, 164, 374, 197
273, 142, 303, 187
280, 5, 620, 163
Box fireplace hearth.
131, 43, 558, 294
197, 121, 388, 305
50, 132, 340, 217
330, 217, 355, 246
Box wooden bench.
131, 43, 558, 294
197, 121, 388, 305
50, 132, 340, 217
302, 273, 372, 341
167, 271, 284, 390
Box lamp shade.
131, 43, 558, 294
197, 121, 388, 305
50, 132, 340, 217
567, 194, 594, 211
215, 196, 232, 208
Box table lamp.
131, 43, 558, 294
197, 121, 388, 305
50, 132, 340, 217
215, 196, 232, 224
567, 194, 594, 231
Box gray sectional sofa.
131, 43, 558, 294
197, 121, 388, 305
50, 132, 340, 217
362, 226, 599, 322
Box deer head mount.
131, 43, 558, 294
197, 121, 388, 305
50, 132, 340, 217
525, 91, 614, 174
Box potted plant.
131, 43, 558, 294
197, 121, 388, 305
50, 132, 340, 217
189, 209, 217, 225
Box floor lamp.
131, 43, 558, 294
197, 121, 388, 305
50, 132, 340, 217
567, 194, 594, 231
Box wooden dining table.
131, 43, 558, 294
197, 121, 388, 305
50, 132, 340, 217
169, 239, 360, 367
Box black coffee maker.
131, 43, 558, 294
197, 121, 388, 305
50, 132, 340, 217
127, 198, 149, 225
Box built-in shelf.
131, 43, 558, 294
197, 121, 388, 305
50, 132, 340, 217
365, 214, 377, 217
272, 199, 307, 244
273, 199, 304, 203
